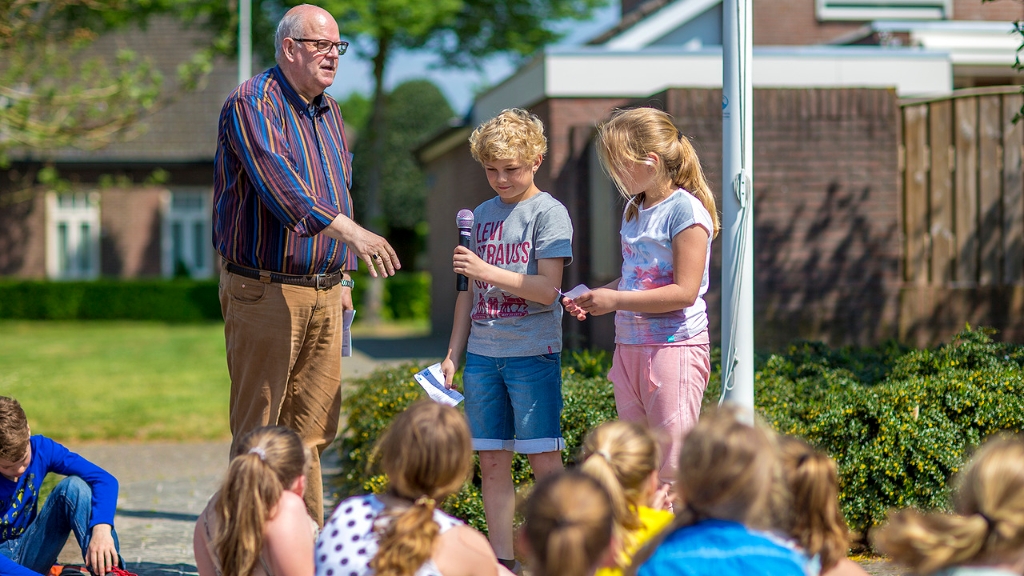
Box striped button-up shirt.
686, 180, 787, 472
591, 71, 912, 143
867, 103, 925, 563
213, 66, 357, 275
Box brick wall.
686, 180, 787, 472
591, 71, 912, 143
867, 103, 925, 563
0, 163, 211, 279
754, 0, 1022, 46
0, 176, 47, 277
99, 188, 164, 277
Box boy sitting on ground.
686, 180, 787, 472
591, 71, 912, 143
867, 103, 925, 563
0, 396, 124, 576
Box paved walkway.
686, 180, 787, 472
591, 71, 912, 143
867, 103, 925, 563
51, 332, 902, 575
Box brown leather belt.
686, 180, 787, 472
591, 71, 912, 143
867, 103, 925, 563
226, 263, 349, 290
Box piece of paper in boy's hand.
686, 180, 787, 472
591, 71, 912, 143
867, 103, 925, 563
560, 284, 591, 300
414, 363, 464, 407
341, 309, 356, 357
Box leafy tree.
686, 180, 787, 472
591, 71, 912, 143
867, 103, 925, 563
350, 79, 454, 270
0, 0, 281, 167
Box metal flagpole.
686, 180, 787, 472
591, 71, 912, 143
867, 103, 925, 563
719, 0, 755, 414
238, 0, 253, 85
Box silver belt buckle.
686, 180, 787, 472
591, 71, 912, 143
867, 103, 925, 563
315, 274, 328, 290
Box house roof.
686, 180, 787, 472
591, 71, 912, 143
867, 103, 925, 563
10, 16, 239, 165
592, 0, 724, 49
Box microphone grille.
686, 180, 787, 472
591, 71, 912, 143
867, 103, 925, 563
456, 209, 474, 228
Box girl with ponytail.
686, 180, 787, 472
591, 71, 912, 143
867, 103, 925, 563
194, 426, 315, 576
777, 436, 868, 576
522, 471, 615, 576
630, 406, 810, 576
315, 400, 509, 576
873, 435, 1024, 576
563, 106, 718, 486
579, 421, 673, 576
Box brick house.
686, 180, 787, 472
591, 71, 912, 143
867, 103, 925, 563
419, 0, 1022, 349
0, 18, 238, 281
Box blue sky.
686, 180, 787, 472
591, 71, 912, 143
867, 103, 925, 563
327, 1, 621, 114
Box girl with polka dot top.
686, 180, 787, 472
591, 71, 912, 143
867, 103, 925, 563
315, 401, 511, 576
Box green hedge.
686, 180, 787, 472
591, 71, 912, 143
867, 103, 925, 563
0, 280, 221, 321
331, 326, 1024, 545
0, 271, 431, 323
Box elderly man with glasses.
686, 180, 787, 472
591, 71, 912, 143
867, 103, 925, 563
212, 3, 400, 526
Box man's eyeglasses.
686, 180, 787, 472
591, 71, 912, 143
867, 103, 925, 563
291, 38, 349, 55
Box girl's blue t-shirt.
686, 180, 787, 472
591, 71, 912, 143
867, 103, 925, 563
637, 519, 811, 576
0, 435, 118, 576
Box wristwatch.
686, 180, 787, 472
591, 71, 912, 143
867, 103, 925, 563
340, 278, 355, 289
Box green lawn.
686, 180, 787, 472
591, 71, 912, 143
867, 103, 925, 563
0, 321, 230, 442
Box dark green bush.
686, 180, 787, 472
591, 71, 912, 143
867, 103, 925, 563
330, 326, 1024, 546
0, 272, 431, 323
0, 279, 221, 321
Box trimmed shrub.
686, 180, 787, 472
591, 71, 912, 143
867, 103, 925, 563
0, 279, 221, 321
0, 272, 431, 323
331, 326, 1024, 546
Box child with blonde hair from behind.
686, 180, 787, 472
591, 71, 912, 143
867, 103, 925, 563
315, 400, 510, 576
441, 107, 573, 569
580, 421, 673, 576
873, 435, 1024, 576
630, 406, 810, 576
563, 107, 718, 486
522, 471, 616, 576
778, 436, 868, 576
194, 425, 316, 576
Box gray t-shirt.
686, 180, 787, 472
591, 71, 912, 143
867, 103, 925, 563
466, 191, 573, 357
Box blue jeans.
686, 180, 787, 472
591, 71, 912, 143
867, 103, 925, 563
0, 476, 121, 573
463, 352, 565, 453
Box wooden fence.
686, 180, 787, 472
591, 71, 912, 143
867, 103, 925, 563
900, 87, 1024, 344
902, 87, 1024, 287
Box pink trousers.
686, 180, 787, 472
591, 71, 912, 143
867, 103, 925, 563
608, 330, 711, 485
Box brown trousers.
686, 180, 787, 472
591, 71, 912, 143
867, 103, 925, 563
219, 267, 343, 526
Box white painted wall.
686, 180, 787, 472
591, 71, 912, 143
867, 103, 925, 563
473, 47, 953, 123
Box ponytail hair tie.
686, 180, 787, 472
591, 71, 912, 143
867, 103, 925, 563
677, 129, 684, 141
415, 496, 436, 509
979, 512, 996, 533
248, 446, 267, 461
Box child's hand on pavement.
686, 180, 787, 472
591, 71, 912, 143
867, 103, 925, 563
87, 523, 118, 574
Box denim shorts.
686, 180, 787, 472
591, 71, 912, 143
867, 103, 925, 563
463, 352, 565, 454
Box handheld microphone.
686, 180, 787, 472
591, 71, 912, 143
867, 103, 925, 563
456, 209, 474, 291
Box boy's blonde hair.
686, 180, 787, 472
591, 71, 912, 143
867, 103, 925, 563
214, 425, 309, 576
777, 436, 850, 572
0, 396, 30, 462
523, 471, 615, 576
469, 108, 547, 165
874, 435, 1024, 575
597, 107, 719, 235
580, 421, 660, 567
370, 400, 474, 576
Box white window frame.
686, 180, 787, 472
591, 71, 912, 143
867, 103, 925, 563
161, 187, 214, 279
45, 191, 101, 280
816, 0, 951, 21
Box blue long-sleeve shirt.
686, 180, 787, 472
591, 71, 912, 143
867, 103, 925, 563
0, 435, 119, 576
